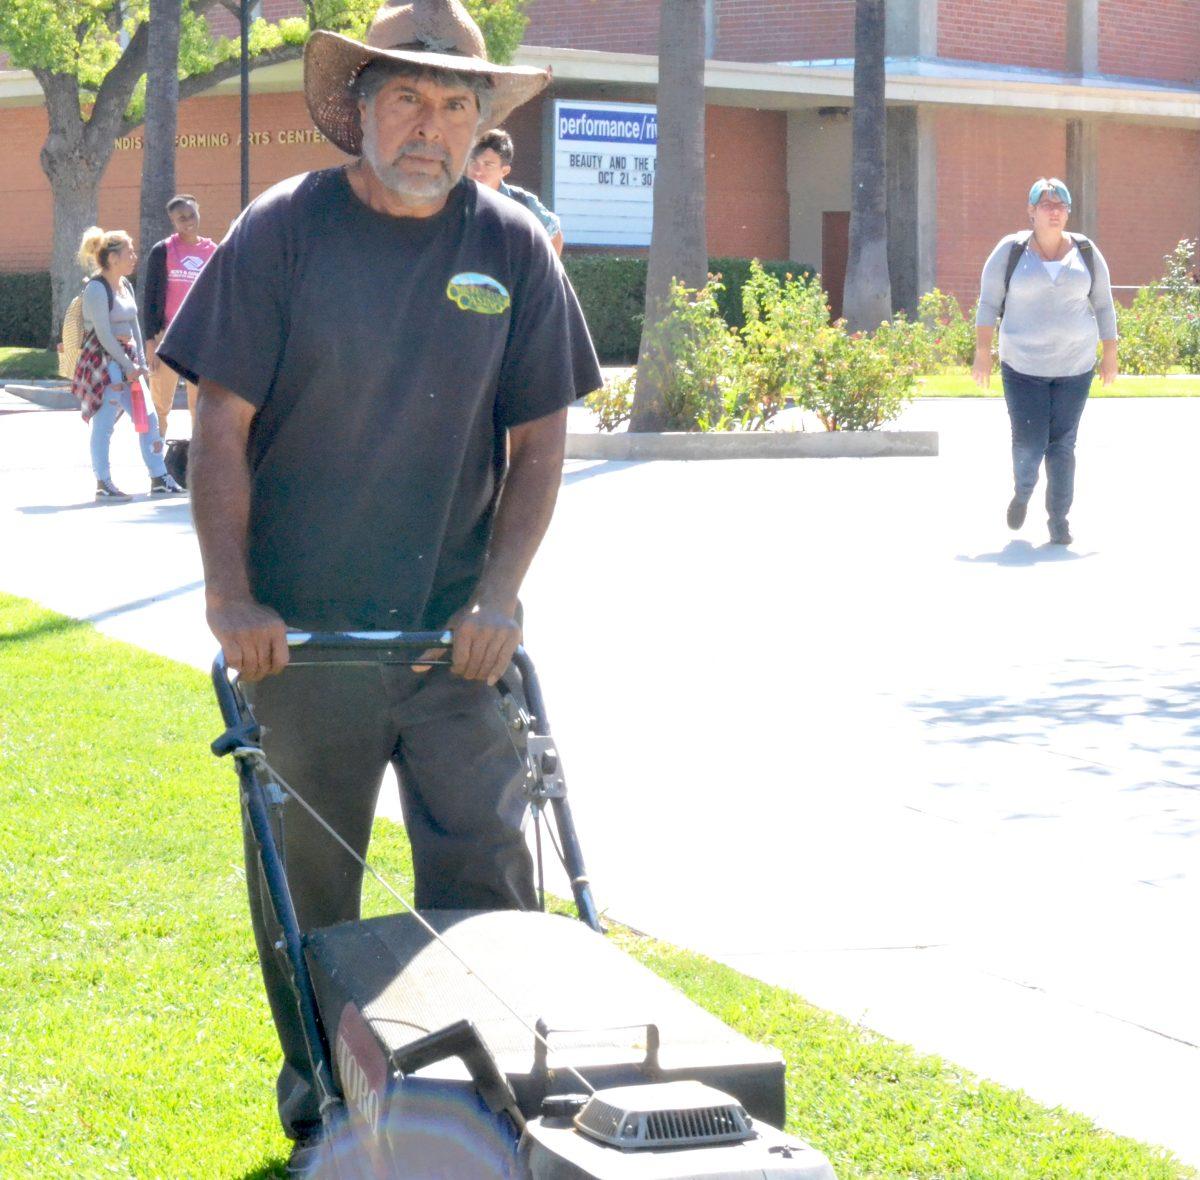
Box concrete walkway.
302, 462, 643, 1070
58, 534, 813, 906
2, 390, 1197, 1166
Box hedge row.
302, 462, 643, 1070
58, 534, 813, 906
0, 257, 814, 361
0, 273, 53, 348
562, 255, 815, 363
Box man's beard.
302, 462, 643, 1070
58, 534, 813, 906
361, 107, 462, 204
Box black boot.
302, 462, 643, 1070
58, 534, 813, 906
1048, 517, 1073, 545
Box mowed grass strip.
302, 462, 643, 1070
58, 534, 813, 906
0, 346, 59, 381
917, 368, 1200, 398
0, 594, 1193, 1179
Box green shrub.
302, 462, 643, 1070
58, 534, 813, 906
1117, 287, 1178, 375
917, 288, 977, 369
730, 261, 829, 430
1160, 238, 1200, 374
562, 254, 814, 363
639, 278, 740, 432
797, 326, 918, 431
587, 370, 635, 432
1111, 239, 1200, 375
587, 267, 919, 433
561, 256, 648, 365
709, 257, 815, 330
0, 273, 53, 348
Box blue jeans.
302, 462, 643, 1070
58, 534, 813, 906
1001, 363, 1092, 522
90, 362, 167, 482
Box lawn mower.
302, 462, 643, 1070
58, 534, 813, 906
212, 630, 836, 1179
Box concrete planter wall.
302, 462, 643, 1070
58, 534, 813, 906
565, 429, 938, 461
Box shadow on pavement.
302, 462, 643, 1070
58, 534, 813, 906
909, 640, 1200, 830
18, 496, 191, 516
957, 539, 1092, 566
85, 580, 206, 625
562, 460, 633, 486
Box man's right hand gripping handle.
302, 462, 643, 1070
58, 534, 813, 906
207, 598, 290, 682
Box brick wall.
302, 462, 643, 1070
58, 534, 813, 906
933, 108, 1067, 306
0, 106, 54, 272
0, 91, 348, 272
705, 107, 790, 257
1096, 124, 1200, 287
524, 0, 661, 54
525, 0, 855, 61
938, 0, 1068, 73
712, 0, 854, 62
1098, 0, 1200, 85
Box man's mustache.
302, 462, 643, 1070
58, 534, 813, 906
390, 141, 452, 172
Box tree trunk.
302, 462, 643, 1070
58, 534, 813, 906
45, 168, 105, 346
139, 0, 182, 304
35, 27, 148, 334
843, 0, 892, 333
629, 0, 708, 433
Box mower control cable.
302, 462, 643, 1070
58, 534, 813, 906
229, 742, 598, 1097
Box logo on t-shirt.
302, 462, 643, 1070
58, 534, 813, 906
446, 272, 510, 316
179, 255, 206, 272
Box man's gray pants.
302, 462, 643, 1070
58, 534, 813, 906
242, 661, 536, 1139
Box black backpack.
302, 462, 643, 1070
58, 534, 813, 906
1000, 231, 1095, 317
164, 439, 190, 488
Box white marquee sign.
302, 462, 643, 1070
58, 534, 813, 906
553, 100, 658, 247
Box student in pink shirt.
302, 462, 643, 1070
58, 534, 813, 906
142, 194, 217, 437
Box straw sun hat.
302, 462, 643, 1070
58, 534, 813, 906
304, 0, 550, 156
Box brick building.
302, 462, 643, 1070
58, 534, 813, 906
1, 0, 1198, 314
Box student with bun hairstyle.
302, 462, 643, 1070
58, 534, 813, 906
71, 226, 183, 500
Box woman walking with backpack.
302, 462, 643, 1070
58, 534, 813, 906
972, 178, 1117, 545
70, 226, 183, 501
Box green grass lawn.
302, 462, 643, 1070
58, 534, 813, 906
0, 346, 58, 380
917, 367, 1200, 398
0, 593, 1193, 1179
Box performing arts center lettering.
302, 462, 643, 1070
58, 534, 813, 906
115, 128, 329, 151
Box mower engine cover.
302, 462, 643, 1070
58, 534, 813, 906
521, 1082, 835, 1178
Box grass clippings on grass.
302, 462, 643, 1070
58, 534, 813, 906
0, 594, 1194, 1178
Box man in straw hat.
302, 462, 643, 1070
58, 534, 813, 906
158, 1, 600, 1171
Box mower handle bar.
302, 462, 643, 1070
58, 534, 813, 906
212, 629, 551, 741
286, 629, 453, 652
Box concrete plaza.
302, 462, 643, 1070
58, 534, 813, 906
1, 390, 1197, 1166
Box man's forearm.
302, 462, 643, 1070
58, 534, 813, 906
472, 409, 567, 613
190, 381, 256, 606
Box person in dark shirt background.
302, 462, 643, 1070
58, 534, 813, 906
469, 127, 565, 255
157, 1, 599, 1174
142, 194, 217, 438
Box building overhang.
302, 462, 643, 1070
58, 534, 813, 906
3, 44, 1198, 126
527, 46, 1200, 126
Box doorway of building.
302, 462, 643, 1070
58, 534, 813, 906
822, 210, 850, 321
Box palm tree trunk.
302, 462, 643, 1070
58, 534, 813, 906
843, 0, 892, 333
140, 0, 183, 303
629, 0, 708, 432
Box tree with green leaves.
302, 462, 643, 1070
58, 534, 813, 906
629, 0, 707, 432
0, 0, 528, 332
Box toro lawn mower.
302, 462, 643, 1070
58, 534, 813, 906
212, 630, 836, 1179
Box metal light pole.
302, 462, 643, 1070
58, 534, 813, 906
240, 0, 251, 209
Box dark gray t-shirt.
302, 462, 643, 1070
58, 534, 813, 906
160, 168, 601, 630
